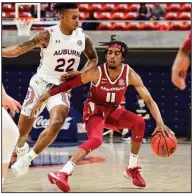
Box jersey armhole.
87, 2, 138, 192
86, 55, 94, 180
126, 65, 129, 86
92, 66, 101, 87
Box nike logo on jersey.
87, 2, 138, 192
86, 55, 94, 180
136, 136, 141, 138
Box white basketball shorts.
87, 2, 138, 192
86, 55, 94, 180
21, 74, 71, 117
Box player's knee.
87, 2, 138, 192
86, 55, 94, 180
79, 138, 102, 154
93, 138, 102, 148
49, 119, 64, 132
87, 137, 103, 149
132, 117, 145, 142
136, 116, 145, 130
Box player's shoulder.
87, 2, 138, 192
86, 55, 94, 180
33, 30, 50, 44
45, 24, 59, 33
122, 63, 130, 73
127, 66, 135, 76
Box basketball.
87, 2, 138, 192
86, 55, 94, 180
151, 131, 178, 157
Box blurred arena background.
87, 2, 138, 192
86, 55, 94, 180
2, 2, 191, 192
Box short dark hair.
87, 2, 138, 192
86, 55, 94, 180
100, 41, 128, 58
54, 3, 78, 12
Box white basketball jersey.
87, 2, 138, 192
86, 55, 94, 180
36, 25, 85, 85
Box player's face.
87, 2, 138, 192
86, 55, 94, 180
106, 47, 123, 69
60, 9, 80, 31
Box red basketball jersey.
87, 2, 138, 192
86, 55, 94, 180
87, 63, 129, 106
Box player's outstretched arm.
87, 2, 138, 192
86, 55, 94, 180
2, 31, 50, 58
49, 67, 99, 97
60, 34, 98, 81
29, 67, 99, 118
129, 68, 173, 136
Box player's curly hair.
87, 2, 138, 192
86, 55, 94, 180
100, 41, 128, 58
54, 3, 78, 12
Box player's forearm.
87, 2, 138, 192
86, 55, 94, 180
146, 100, 164, 125
2, 46, 22, 57
48, 75, 84, 96
80, 58, 98, 73
2, 37, 39, 58
2, 45, 34, 58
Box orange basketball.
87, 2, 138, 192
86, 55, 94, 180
151, 131, 178, 157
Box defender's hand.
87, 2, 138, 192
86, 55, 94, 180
60, 70, 81, 82
171, 54, 190, 90
2, 95, 22, 115
172, 69, 187, 90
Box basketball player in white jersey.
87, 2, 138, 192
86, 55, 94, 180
2, 3, 98, 177
2, 85, 21, 184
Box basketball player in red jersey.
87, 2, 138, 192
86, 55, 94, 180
172, 32, 191, 90
31, 41, 172, 192
2, 3, 98, 177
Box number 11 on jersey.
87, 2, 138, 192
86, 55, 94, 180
106, 92, 116, 103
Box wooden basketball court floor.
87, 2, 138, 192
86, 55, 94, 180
2, 141, 191, 193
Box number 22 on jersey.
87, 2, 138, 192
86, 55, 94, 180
55, 58, 75, 72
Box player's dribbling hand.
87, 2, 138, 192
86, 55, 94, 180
30, 100, 43, 119
152, 123, 175, 137
60, 70, 81, 82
